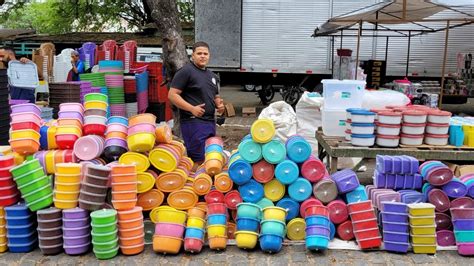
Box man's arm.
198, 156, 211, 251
214, 95, 225, 115
169, 88, 205, 117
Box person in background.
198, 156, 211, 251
168, 41, 225, 168
70, 50, 85, 81
0, 46, 36, 103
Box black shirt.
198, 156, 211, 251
171, 62, 219, 121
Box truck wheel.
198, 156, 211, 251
243, 84, 256, 92
284, 87, 301, 106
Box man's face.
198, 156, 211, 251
192, 46, 210, 68
71, 55, 79, 62
0, 49, 13, 64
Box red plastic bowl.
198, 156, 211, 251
207, 203, 227, 215
352, 218, 378, 231
300, 197, 323, 218
224, 190, 242, 210
56, 134, 80, 150
0, 156, 15, 168
0, 193, 20, 207
305, 205, 329, 218
327, 200, 349, 224
184, 237, 204, 253
337, 220, 354, 241
358, 236, 382, 249
10, 121, 40, 132
205, 190, 225, 204
0, 177, 16, 187
83, 124, 107, 136
349, 210, 377, 222
347, 200, 373, 213
354, 228, 381, 240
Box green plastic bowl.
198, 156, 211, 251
90, 209, 117, 224
17, 175, 51, 195
91, 222, 118, 234
12, 166, 44, 186
10, 159, 42, 178
92, 237, 119, 251
93, 245, 119, 260
84, 93, 108, 103
23, 184, 54, 202
91, 229, 118, 242
26, 192, 54, 211
236, 203, 262, 219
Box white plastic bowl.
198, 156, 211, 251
400, 134, 424, 146
401, 123, 426, 135
424, 134, 449, 146
351, 134, 375, 147
376, 135, 400, 147
351, 123, 375, 135
425, 123, 449, 135
427, 110, 451, 124
376, 123, 401, 136
402, 110, 427, 124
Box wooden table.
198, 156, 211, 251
316, 130, 474, 173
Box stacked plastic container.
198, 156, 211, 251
54, 163, 82, 209
9, 103, 42, 154
206, 202, 228, 250
83, 93, 109, 136
424, 110, 452, 146
101, 61, 126, 116
408, 203, 437, 254
348, 200, 382, 249
10, 159, 53, 211
346, 109, 376, 147
104, 116, 128, 160
305, 205, 331, 250
380, 202, 409, 253
62, 208, 91, 255
400, 110, 427, 146
37, 207, 63, 255
117, 206, 145, 255
184, 207, 207, 253
73, 135, 106, 161
374, 155, 422, 190
375, 110, 402, 147
56, 103, 84, 150
127, 114, 156, 153
234, 203, 261, 250
153, 206, 187, 254
260, 207, 287, 253
0, 155, 20, 207
111, 164, 137, 210
0, 207, 6, 253
451, 207, 474, 255
79, 164, 110, 211
91, 209, 119, 259
5, 203, 37, 252
205, 136, 225, 176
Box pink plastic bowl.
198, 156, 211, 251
154, 222, 185, 238
127, 123, 156, 135
106, 123, 128, 134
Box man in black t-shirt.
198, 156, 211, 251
169, 42, 225, 165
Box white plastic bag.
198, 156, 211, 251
296, 92, 323, 152
362, 90, 410, 109
259, 101, 297, 143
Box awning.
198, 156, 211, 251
313, 0, 474, 37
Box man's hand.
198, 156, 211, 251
216, 102, 225, 115
191, 103, 206, 117
19, 57, 30, 63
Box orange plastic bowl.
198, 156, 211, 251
112, 190, 137, 201
106, 131, 127, 140
119, 233, 144, 246
137, 189, 164, 211
129, 113, 157, 127
120, 243, 145, 256
208, 236, 228, 250
187, 207, 206, 219
117, 206, 143, 221
111, 165, 136, 175
112, 199, 137, 210
153, 235, 182, 254
111, 173, 137, 183
9, 138, 40, 155
118, 225, 144, 238
118, 217, 143, 229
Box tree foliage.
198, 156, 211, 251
0, 0, 194, 34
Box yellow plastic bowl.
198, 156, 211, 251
56, 126, 82, 136
205, 152, 224, 163
55, 182, 81, 192
84, 101, 108, 110
55, 163, 82, 174
54, 191, 80, 201
55, 174, 81, 184
234, 231, 258, 249
412, 244, 436, 254
127, 133, 156, 153
156, 208, 187, 224
207, 225, 227, 237
54, 199, 78, 209
10, 130, 40, 140
262, 207, 287, 222
186, 217, 206, 228
409, 215, 435, 226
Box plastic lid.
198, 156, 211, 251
376, 134, 400, 139
346, 108, 366, 113
428, 110, 451, 116
7, 61, 39, 88
425, 134, 449, 138
351, 123, 375, 127
378, 111, 403, 116
402, 123, 426, 127
403, 110, 428, 116
351, 134, 375, 138
426, 123, 449, 127
350, 110, 375, 116
375, 122, 401, 128
90, 209, 117, 220
400, 133, 424, 138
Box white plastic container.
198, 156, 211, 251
322, 108, 347, 137
351, 134, 375, 147
351, 111, 375, 124
425, 123, 449, 135
84, 115, 107, 125
377, 111, 402, 125
376, 123, 401, 136
427, 110, 451, 124
322, 79, 366, 110
346, 120, 352, 131
345, 130, 352, 141
401, 123, 426, 135
376, 135, 400, 147
424, 134, 449, 146
351, 123, 375, 134
400, 134, 424, 146
402, 110, 427, 124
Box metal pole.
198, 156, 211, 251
406, 31, 411, 77
385, 36, 389, 63
356, 21, 362, 79
331, 36, 335, 77
402, 0, 407, 20
440, 20, 451, 106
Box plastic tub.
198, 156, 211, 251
352, 218, 378, 231
259, 234, 283, 253
207, 214, 227, 225
401, 123, 426, 135
351, 123, 375, 135
305, 235, 329, 250
384, 240, 409, 253
410, 224, 436, 235
260, 220, 286, 236
357, 236, 382, 249
234, 231, 258, 249
427, 110, 451, 124
400, 134, 424, 146
305, 216, 330, 227
351, 134, 375, 147
426, 123, 449, 135
350, 110, 375, 123
402, 110, 427, 124
409, 215, 435, 226
376, 123, 401, 136
453, 219, 474, 231
424, 134, 449, 146
152, 235, 182, 254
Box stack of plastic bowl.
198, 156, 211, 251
184, 207, 207, 253
79, 165, 111, 211
83, 93, 109, 136
34, 150, 78, 175
37, 207, 63, 255
347, 200, 382, 249
153, 206, 187, 254
58, 103, 84, 127
149, 142, 183, 173
408, 203, 437, 254
0, 207, 7, 253
215, 171, 234, 194
55, 103, 84, 150
9, 159, 53, 211
234, 203, 261, 249
419, 161, 453, 187
380, 202, 410, 253
73, 135, 106, 161
126, 114, 156, 153
54, 163, 82, 209
330, 169, 360, 195
206, 202, 228, 250
285, 135, 312, 163
205, 136, 226, 175
117, 206, 145, 255
451, 207, 474, 255
260, 206, 287, 253
0, 155, 20, 206
62, 208, 91, 255
104, 116, 128, 160
192, 172, 213, 196
304, 205, 330, 250
9, 103, 42, 154
91, 209, 119, 260
111, 164, 137, 210
5, 203, 37, 252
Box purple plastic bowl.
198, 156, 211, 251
381, 202, 407, 214
453, 219, 474, 231
425, 166, 453, 186
428, 189, 451, 213
63, 234, 91, 246
442, 179, 467, 198
457, 242, 474, 256
62, 225, 91, 237
58, 111, 84, 120
451, 197, 474, 209
62, 208, 89, 220
105, 138, 128, 148
381, 212, 409, 223
383, 231, 409, 243
382, 221, 409, 232
63, 218, 91, 228
435, 212, 452, 231
436, 230, 456, 246
64, 242, 91, 255
383, 240, 409, 253
305, 225, 331, 237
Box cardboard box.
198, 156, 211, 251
242, 107, 256, 117
224, 102, 235, 117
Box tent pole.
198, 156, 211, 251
406, 31, 411, 77
331, 36, 335, 77
385, 36, 389, 63
440, 20, 451, 106
356, 21, 362, 79
403, 0, 407, 20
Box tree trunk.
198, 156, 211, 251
145, 0, 189, 137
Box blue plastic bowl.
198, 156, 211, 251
305, 226, 330, 237
107, 116, 128, 126
259, 234, 283, 253
276, 197, 300, 221
205, 144, 223, 154
238, 179, 264, 203
260, 220, 286, 237
185, 227, 205, 239
229, 160, 253, 185
7, 240, 38, 253
236, 217, 260, 232
305, 216, 330, 227
306, 235, 330, 250
6, 215, 35, 226
5, 204, 31, 217
7, 231, 38, 245
453, 219, 474, 231
207, 214, 227, 225
5, 223, 36, 235
329, 222, 335, 240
